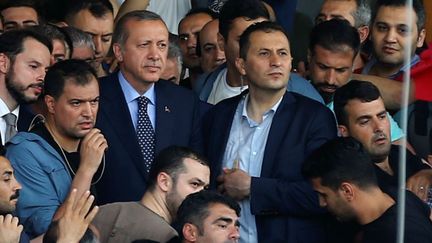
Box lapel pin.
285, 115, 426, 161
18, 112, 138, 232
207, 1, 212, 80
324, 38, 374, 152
164, 106, 171, 112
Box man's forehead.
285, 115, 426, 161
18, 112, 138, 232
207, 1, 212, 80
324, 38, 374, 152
0, 157, 13, 174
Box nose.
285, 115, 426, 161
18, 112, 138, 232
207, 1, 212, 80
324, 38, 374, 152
324, 69, 336, 85
148, 44, 161, 61
81, 102, 94, 117
384, 28, 397, 43
318, 196, 327, 208
93, 36, 103, 55
13, 177, 22, 191
229, 226, 240, 240
215, 47, 226, 62
269, 53, 282, 67
372, 117, 385, 133
187, 34, 197, 48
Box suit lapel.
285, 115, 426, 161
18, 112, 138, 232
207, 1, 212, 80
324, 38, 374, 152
154, 81, 175, 154
99, 74, 147, 176
260, 92, 297, 177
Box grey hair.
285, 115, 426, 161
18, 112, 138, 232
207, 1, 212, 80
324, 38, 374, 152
113, 10, 166, 48
352, 0, 371, 28
62, 26, 95, 51
168, 33, 183, 73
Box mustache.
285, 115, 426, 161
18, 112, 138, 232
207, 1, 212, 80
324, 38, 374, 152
314, 83, 338, 90
372, 132, 387, 141
10, 190, 19, 200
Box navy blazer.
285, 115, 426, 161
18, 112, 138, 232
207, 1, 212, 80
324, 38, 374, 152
95, 73, 205, 204
203, 91, 337, 242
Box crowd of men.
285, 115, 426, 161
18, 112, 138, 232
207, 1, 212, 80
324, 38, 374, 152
0, 0, 431, 242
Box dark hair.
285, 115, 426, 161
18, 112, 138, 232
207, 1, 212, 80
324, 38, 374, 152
0, 29, 52, 63
113, 10, 166, 48
43, 220, 98, 243
309, 18, 360, 59
333, 80, 381, 126
176, 190, 240, 238
302, 137, 378, 190
179, 7, 217, 29
238, 21, 288, 60
35, 24, 71, 58
219, 0, 269, 41
44, 59, 97, 99
65, 0, 113, 23
372, 0, 426, 31
0, 0, 43, 21
0, 146, 6, 157
147, 146, 209, 190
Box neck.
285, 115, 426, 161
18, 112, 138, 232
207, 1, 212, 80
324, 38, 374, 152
353, 53, 365, 71
226, 64, 245, 87
120, 68, 152, 95
45, 119, 80, 152
140, 190, 172, 224
247, 88, 284, 123
369, 61, 402, 78
356, 188, 395, 225
96, 63, 108, 78
0, 80, 18, 111
375, 157, 393, 175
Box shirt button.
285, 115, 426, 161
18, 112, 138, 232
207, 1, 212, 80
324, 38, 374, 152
252, 152, 257, 155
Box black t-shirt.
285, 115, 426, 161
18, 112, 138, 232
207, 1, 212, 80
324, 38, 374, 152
361, 191, 432, 243
375, 145, 430, 193
30, 121, 102, 196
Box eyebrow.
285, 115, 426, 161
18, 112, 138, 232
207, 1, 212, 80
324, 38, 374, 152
213, 217, 234, 225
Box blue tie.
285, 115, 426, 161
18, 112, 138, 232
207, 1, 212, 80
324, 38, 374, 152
137, 96, 155, 172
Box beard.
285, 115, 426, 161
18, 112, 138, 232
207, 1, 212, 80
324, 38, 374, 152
5, 68, 40, 104
166, 188, 182, 221
369, 132, 391, 164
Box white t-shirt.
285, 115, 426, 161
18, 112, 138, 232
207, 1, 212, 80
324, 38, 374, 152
207, 68, 247, 105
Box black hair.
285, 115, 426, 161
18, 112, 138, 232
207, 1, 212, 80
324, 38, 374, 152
333, 80, 382, 126
0, 0, 44, 22
176, 190, 240, 238
309, 18, 360, 59
372, 0, 426, 31
147, 146, 209, 191
239, 21, 288, 60
0, 29, 52, 63
302, 137, 378, 190
65, 0, 113, 24
219, 0, 269, 41
43, 59, 97, 99
0, 146, 5, 157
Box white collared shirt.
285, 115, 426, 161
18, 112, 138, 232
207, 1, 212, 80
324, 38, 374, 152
0, 98, 19, 144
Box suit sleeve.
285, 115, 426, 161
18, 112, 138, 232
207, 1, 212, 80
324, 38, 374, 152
250, 106, 337, 217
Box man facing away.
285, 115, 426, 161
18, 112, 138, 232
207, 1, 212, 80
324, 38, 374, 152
302, 137, 432, 243
203, 21, 337, 242
6, 60, 107, 238
92, 146, 210, 243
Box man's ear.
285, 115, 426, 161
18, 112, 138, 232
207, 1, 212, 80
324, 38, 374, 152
338, 125, 349, 137
235, 57, 246, 76
0, 53, 10, 74
113, 43, 124, 62
340, 182, 355, 201
182, 223, 198, 242
217, 32, 225, 52
416, 28, 426, 48
45, 95, 56, 114
357, 25, 370, 44
157, 172, 172, 193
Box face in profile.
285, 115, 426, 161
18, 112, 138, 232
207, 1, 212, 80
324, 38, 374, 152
0, 156, 22, 215
166, 158, 210, 219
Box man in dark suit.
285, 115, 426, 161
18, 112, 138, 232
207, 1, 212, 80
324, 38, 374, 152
203, 21, 337, 242
96, 10, 204, 204
0, 29, 51, 146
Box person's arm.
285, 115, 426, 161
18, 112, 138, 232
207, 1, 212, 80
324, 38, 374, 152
54, 129, 107, 220
351, 73, 416, 110
115, 0, 151, 23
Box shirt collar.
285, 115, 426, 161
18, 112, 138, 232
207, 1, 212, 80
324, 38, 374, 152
0, 98, 19, 119
118, 71, 155, 105
241, 93, 283, 122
